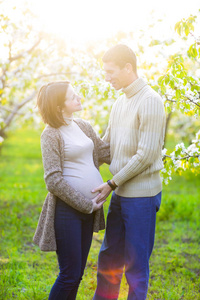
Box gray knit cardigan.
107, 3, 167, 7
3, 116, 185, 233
33, 118, 110, 251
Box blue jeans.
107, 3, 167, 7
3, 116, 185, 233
48, 198, 94, 300
93, 192, 161, 300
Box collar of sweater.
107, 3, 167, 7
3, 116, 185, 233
122, 77, 147, 99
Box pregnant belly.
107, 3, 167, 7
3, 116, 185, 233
63, 169, 103, 200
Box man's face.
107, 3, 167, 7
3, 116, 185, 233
103, 61, 129, 90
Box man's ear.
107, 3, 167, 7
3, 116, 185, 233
125, 63, 133, 74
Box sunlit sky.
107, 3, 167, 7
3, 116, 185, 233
2, 0, 200, 46
34, 0, 200, 44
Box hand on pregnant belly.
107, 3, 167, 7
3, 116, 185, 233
92, 182, 112, 202
91, 193, 106, 212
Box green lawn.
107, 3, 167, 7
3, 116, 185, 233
0, 127, 200, 300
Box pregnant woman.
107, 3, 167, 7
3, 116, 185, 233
33, 81, 110, 300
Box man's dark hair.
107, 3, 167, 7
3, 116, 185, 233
102, 44, 137, 72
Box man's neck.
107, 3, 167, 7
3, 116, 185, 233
122, 77, 147, 98
123, 73, 138, 89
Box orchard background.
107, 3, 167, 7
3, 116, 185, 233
0, 0, 200, 299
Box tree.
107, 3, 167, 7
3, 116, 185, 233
156, 15, 200, 183
0, 4, 75, 141
0, 3, 116, 142
0, 3, 199, 184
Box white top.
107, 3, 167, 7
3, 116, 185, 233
59, 118, 103, 200
103, 78, 166, 197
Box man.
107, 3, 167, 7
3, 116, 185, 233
92, 44, 166, 300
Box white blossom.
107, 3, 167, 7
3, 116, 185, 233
0, 136, 4, 144
187, 144, 199, 154
162, 148, 167, 156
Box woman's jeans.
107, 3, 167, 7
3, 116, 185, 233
48, 198, 94, 300
93, 192, 161, 300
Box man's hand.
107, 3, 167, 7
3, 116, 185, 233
92, 183, 112, 202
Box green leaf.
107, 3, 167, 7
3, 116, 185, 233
165, 75, 170, 85
158, 75, 165, 85
176, 89, 181, 99
189, 157, 195, 164
161, 85, 166, 94
184, 25, 190, 36
193, 47, 198, 57
174, 22, 180, 31
183, 79, 188, 86
177, 26, 182, 36
170, 80, 175, 89
175, 148, 182, 156
187, 44, 198, 58
181, 89, 185, 95
166, 106, 172, 114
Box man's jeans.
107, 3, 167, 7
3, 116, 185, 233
93, 191, 161, 300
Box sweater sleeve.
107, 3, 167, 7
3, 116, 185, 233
113, 96, 165, 186
102, 119, 111, 144
41, 130, 93, 214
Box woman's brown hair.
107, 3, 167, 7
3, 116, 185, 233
37, 81, 70, 128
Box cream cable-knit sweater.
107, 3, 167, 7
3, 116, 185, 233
103, 78, 166, 197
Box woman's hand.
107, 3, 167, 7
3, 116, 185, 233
91, 183, 112, 202
91, 193, 106, 212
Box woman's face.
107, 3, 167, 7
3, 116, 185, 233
62, 85, 82, 117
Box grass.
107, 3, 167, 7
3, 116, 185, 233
0, 127, 200, 299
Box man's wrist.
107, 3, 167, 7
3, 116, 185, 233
107, 179, 117, 190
